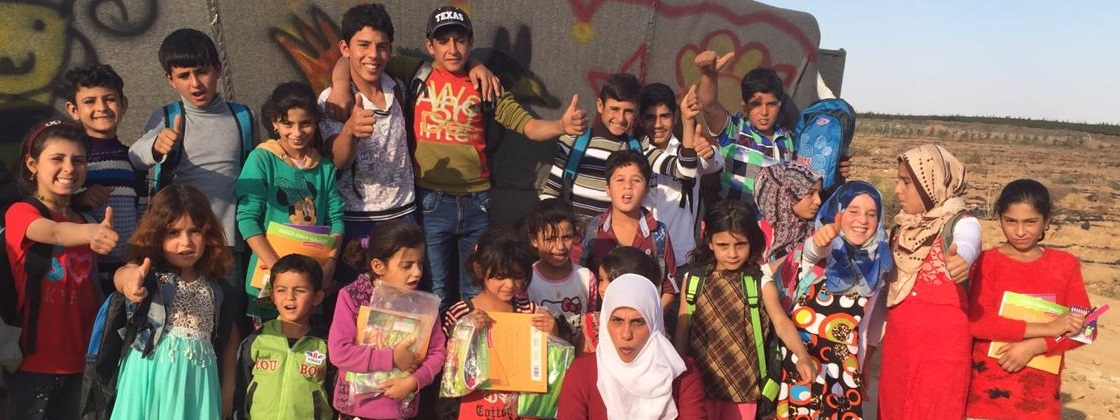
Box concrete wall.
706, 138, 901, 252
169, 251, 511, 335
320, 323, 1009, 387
0, 0, 833, 220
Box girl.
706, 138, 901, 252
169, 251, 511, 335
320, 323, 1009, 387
441, 226, 558, 420
237, 81, 344, 317
582, 246, 661, 353
878, 143, 981, 420
110, 185, 241, 419
330, 220, 447, 419
967, 179, 1089, 420
776, 181, 892, 420
673, 200, 815, 419
524, 198, 595, 349
754, 160, 822, 265
4, 120, 116, 419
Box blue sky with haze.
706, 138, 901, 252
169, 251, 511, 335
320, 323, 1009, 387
764, 1, 1120, 124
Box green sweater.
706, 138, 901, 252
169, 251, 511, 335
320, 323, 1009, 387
236, 140, 344, 301
236, 320, 332, 420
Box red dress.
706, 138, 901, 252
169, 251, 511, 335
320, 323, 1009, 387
966, 248, 1088, 420
879, 238, 972, 419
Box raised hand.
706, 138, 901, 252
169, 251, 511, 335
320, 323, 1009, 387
813, 219, 842, 248
680, 85, 700, 122
88, 206, 119, 255
694, 50, 735, 74
693, 124, 715, 160
561, 94, 588, 136
116, 257, 152, 303
153, 115, 182, 157
346, 94, 376, 140
945, 244, 969, 284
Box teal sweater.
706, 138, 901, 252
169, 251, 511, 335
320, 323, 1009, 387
236, 140, 344, 302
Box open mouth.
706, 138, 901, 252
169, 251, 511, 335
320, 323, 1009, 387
0, 53, 35, 75
283, 303, 297, 311
55, 177, 75, 185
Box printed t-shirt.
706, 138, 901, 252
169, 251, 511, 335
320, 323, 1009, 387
527, 263, 594, 337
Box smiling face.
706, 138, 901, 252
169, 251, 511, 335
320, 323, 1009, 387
26, 137, 87, 200
166, 65, 221, 108
273, 107, 316, 153
372, 246, 425, 290
606, 306, 650, 363
840, 193, 879, 246
743, 92, 781, 136
605, 163, 648, 216
531, 221, 575, 270
341, 26, 391, 88
895, 162, 925, 215
1000, 202, 1047, 254
270, 271, 324, 325
66, 85, 126, 139
597, 98, 638, 137
791, 180, 822, 220
641, 103, 675, 148
162, 215, 206, 272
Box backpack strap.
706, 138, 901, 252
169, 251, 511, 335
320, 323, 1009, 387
15, 197, 55, 354
410, 60, 433, 101
651, 221, 670, 288
579, 214, 602, 268
625, 135, 643, 152
743, 273, 780, 402
227, 102, 255, 162
562, 129, 593, 201
682, 269, 707, 315
940, 211, 966, 254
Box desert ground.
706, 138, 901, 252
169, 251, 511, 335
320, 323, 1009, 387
853, 119, 1120, 419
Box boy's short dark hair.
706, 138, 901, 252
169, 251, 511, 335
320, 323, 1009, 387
604, 149, 652, 183
739, 67, 784, 103
270, 254, 324, 291
158, 28, 222, 74
639, 83, 677, 115
58, 64, 125, 103
599, 246, 661, 284
341, 3, 395, 45
598, 73, 641, 104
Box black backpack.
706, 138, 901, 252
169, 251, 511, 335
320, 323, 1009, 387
0, 197, 62, 354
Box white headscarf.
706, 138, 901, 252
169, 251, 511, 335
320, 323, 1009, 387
596, 274, 687, 420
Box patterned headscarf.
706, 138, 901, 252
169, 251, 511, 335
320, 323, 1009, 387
755, 161, 821, 261
888, 144, 968, 306
796, 181, 892, 299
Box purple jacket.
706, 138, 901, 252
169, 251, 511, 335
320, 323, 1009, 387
329, 276, 448, 418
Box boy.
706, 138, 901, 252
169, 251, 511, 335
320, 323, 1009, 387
539, 73, 699, 220
639, 83, 722, 268
127, 28, 256, 287
579, 149, 678, 309
235, 254, 331, 420
317, 4, 415, 292
59, 64, 142, 291
694, 50, 849, 202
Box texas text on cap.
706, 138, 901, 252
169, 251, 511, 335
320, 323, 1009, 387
426, 6, 473, 38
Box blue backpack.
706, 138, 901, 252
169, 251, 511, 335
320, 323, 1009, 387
794, 98, 855, 191
146, 101, 255, 196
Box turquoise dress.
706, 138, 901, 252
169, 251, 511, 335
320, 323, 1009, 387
111, 275, 221, 419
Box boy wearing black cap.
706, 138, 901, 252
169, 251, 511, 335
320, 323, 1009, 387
411, 6, 589, 311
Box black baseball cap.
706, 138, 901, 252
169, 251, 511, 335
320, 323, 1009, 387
426, 6, 473, 39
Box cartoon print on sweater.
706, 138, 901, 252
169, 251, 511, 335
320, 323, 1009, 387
275, 176, 318, 226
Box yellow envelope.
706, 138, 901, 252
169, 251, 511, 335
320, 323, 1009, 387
251, 222, 335, 290
483, 312, 548, 393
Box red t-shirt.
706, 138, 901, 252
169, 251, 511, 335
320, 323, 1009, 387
4, 202, 98, 374
412, 66, 490, 192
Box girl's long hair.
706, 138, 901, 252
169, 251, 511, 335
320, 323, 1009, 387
129, 185, 232, 280
687, 200, 766, 270
341, 220, 424, 273
17, 120, 89, 195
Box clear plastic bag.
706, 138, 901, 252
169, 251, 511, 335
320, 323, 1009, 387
346, 281, 440, 403
439, 315, 489, 398
516, 336, 575, 419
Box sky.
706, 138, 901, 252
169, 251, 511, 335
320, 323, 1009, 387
763, 1, 1120, 125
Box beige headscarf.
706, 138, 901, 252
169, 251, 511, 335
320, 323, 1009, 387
887, 144, 967, 306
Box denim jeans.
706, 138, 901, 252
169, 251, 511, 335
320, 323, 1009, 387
419, 188, 490, 312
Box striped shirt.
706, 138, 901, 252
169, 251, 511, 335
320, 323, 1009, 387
85, 137, 143, 263
441, 296, 537, 337
539, 121, 699, 218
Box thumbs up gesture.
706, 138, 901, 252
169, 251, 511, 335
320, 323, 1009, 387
153, 115, 183, 158
813, 218, 842, 248
561, 94, 588, 136
694, 50, 735, 75
680, 85, 701, 122
115, 257, 152, 303
945, 243, 970, 284
346, 93, 376, 140
88, 206, 119, 255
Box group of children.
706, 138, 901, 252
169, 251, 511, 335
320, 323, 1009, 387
0, 3, 1093, 420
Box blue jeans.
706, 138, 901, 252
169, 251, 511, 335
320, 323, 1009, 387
419, 188, 490, 311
